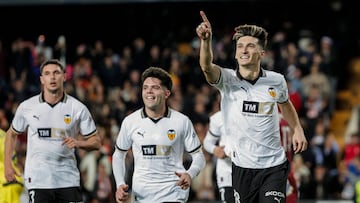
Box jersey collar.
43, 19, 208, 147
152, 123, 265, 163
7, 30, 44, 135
236, 67, 266, 85
141, 106, 171, 122
39, 92, 68, 103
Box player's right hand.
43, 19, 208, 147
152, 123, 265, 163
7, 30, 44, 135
115, 184, 129, 203
196, 10, 212, 40
214, 145, 226, 159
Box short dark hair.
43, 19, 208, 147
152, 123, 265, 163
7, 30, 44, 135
232, 24, 269, 49
141, 67, 172, 91
40, 59, 65, 74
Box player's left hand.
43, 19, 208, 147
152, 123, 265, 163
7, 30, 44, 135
62, 136, 78, 149
175, 171, 191, 190
292, 130, 308, 154
115, 184, 129, 203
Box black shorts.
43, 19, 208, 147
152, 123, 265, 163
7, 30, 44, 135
218, 186, 235, 203
28, 187, 83, 203
232, 160, 290, 203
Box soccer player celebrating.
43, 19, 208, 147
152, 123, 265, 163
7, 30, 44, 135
196, 11, 308, 203
112, 67, 205, 203
4, 59, 101, 203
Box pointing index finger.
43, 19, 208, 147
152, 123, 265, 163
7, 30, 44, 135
200, 10, 210, 23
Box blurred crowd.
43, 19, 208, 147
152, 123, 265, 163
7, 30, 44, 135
1, 20, 360, 202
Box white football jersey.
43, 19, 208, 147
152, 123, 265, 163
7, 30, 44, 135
115, 108, 202, 202
11, 93, 97, 189
204, 111, 232, 188
214, 68, 287, 169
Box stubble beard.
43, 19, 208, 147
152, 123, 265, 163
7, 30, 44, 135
47, 86, 61, 95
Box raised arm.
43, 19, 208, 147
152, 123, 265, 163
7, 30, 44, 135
196, 10, 221, 84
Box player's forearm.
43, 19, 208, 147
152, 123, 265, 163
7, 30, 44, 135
112, 149, 127, 187
187, 149, 206, 179
4, 128, 17, 168
280, 101, 303, 132
78, 134, 101, 150
203, 132, 217, 154
199, 38, 213, 71
199, 39, 221, 84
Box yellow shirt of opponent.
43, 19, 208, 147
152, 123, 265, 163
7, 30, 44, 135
0, 129, 24, 203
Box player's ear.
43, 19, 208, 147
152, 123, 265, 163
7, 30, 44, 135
40, 75, 45, 85
165, 89, 171, 98
260, 49, 266, 57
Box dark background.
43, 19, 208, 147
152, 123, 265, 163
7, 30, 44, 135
0, 0, 358, 88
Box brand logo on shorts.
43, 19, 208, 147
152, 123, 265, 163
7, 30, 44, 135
274, 197, 281, 203
265, 190, 285, 199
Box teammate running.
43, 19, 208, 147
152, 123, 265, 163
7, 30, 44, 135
112, 67, 205, 203
4, 59, 101, 203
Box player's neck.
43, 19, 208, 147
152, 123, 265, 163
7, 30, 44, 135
145, 106, 166, 120
43, 90, 64, 105
239, 66, 260, 81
